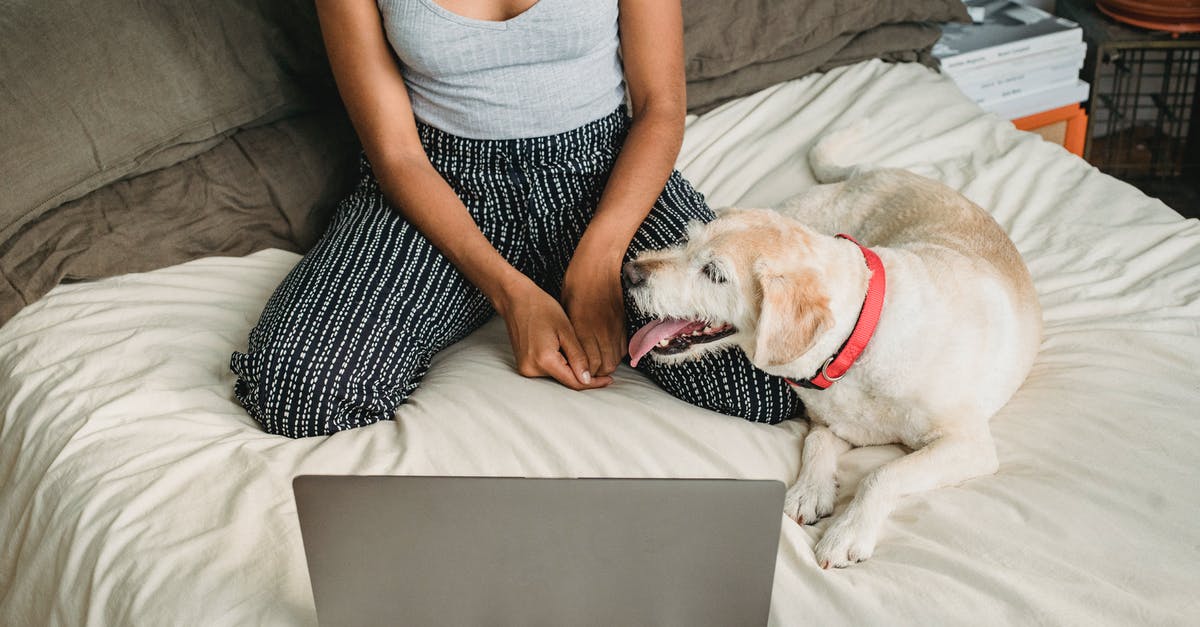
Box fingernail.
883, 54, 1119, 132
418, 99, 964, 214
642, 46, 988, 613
581, 371, 592, 384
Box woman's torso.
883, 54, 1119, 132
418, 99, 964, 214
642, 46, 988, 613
377, 0, 626, 140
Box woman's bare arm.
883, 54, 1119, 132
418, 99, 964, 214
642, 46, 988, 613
562, 0, 687, 376
314, 0, 606, 389
589, 0, 687, 250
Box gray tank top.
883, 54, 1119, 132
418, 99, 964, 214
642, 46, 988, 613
377, 0, 627, 140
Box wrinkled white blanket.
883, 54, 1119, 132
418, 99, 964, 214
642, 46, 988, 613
2, 60, 1199, 626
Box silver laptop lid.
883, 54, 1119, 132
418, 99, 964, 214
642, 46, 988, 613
294, 476, 783, 627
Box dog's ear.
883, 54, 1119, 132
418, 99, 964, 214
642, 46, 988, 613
753, 266, 832, 368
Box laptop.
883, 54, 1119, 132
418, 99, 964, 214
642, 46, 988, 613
293, 475, 784, 627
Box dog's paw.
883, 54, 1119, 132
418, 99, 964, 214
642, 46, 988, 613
813, 516, 878, 569
783, 475, 837, 525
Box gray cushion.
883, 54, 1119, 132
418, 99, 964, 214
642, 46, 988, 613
0, 112, 360, 327
0, 0, 335, 244
681, 0, 970, 111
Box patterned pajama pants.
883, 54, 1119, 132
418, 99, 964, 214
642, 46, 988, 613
230, 107, 800, 438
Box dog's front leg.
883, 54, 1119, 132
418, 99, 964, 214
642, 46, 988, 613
785, 425, 851, 524
814, 428, 998, 569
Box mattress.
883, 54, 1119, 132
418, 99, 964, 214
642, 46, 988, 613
2, 59, 1198, 625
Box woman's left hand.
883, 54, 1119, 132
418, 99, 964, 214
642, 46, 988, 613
561, 255, 628, 378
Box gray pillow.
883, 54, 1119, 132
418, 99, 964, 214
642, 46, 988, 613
0, 111, 360, 328
682, 0, 970, 111
0, 0, 335, 244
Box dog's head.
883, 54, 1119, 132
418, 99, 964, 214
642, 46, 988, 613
625, 208, 832, 371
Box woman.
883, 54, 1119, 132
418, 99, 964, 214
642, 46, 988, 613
229, 0, 800, 437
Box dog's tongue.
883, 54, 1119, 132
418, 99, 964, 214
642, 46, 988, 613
628, 318, 693, 368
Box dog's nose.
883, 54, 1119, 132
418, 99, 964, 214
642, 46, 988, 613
622, 261, 646, 288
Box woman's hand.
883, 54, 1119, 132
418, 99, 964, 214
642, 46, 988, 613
561, 253, 627, 378
494, 276, 613, 390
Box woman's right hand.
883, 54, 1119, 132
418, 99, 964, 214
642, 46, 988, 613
494, 278, 614, 391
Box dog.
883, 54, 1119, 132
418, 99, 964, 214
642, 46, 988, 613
623, 126, 1042, 568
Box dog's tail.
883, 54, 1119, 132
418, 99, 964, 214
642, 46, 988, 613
808, 120, 872, 184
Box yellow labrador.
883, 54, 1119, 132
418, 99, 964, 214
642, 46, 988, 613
624, 127, 1042, 568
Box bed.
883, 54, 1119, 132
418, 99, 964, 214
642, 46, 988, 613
2, 55, 1198, 624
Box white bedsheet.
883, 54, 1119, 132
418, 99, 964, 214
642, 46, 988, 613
2, 60, 1199, 626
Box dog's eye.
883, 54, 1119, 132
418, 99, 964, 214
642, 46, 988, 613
701, 261, 727, 283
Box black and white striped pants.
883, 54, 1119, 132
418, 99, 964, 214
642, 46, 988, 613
230, 107, 800, 438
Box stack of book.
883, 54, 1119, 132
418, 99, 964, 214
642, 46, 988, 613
935, 1, 1089, 120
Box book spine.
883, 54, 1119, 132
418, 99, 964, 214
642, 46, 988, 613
941, 28, 1082, 72
982, 80, 1090, 119
955, 63, 1083, 102
943, 42, 1086, 83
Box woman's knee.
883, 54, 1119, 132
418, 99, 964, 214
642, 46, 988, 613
232, 347, 410, 438
640, 350, 802, 425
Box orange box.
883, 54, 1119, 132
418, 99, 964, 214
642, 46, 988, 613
1012, 103, 1088, 157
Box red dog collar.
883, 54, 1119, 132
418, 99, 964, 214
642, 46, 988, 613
787, 234, 885, 390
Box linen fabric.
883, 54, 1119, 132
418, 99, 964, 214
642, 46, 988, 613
680, 0, 970, 111
685, 21, 946, 113
229, 107, 800, 437
0, 0, 336, 244
2, 61, 1198, 626
378, 0, 626, 139
0, 112, 361, 327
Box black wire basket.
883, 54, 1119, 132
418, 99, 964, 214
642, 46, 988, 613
1088, 45, 1200, 178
